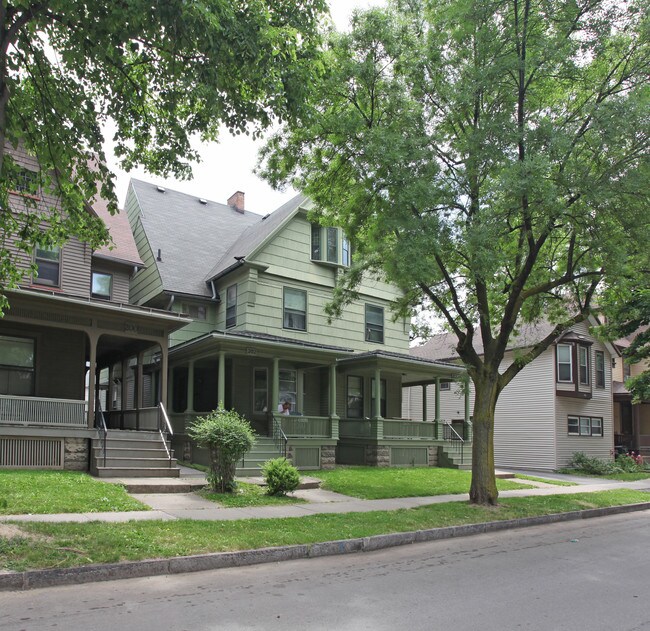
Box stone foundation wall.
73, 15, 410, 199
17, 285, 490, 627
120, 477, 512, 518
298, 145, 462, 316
428, 446, 439, 467
320, 445, 336, 469
365, 445, 390, 467
64, 437, 89, 471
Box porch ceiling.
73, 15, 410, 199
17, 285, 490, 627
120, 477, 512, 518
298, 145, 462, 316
169, 330, 354, 365
336, 350, 466, 385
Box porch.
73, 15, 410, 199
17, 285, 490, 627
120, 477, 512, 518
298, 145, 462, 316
0, 288, 188, 471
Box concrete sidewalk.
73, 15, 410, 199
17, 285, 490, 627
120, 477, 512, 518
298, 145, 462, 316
2, 475, 649, 524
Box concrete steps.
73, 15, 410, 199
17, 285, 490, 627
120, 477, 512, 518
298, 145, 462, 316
236, 437, 283, 477
91, 429, 180, 478
438, 443, 473, 470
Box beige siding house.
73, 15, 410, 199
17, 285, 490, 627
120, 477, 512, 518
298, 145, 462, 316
0, 147, 188, 474
404, 319, 617, 471
125, 180, 467, 470
612, 334, 650, 457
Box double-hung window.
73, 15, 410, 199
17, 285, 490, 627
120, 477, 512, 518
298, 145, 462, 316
283, 288, 307, 331
346, 376, 364, 418
556, 344, 572, 382
226, 284, 237, 328
326, 227, 338, 263
365, 304, 384, 344
578, 345, 590, 385
595, 351, 605, 388
0, 335, 35, 396
34, 244, 60, 286
568, 415, 603, 437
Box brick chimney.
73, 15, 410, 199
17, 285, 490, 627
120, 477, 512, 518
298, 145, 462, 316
227, 191, 245, 213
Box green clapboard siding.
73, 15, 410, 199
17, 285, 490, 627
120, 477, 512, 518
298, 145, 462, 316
390, 447, 428, 467
293, 447, 320, 468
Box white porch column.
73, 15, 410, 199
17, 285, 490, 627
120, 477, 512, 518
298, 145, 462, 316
186, 360, 195, 413
217, 351, 226, 407
329, 363, 338, 419
373, 367, 383, 420
422, 384, 428, 422
435, 378, 441, 422
86, 332, 99, 428
159, 343, 169, 409
271, 357, 280, 413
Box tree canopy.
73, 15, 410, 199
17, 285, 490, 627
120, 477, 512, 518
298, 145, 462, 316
0, 0, 327, 312
262, 0, 650, 503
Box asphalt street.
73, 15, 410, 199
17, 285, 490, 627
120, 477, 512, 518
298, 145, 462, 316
1, 510, 649, 631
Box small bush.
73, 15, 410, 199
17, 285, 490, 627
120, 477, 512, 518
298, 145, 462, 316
188, 406, 255, 493
262, 458, 300, 496
616, 453, 643, 473
567, 451, 617, 475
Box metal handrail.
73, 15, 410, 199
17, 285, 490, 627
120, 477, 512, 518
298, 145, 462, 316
158, 402, 173, 465
95, 398, 108, 468
442, 420, 465, 465
272, 414, 288, 458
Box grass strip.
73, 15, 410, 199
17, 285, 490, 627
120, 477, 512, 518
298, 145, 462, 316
312, 466, 532, 499
0, 470, 148, 515
558, 470, 650, 481
196, 483, 306, 507
514, 474, 576, 487
2, 489, 647, 572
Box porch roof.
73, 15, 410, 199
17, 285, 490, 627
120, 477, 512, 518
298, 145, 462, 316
336, 350, 466, 385
168, 329, 355, 363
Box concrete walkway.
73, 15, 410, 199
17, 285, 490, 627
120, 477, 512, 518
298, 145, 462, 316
2, 472, 649, 524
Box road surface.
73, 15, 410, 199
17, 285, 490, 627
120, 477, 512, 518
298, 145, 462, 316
1, 510, 649, 630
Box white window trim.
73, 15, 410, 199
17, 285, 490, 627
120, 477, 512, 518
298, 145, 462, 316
557, 343, 573, 383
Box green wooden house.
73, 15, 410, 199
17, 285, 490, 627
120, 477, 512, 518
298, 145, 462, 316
125, 180, 468, 470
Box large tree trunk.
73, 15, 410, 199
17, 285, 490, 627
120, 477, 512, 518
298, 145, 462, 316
469, 376, 499, 505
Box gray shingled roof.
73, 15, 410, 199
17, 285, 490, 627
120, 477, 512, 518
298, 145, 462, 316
130, 179, 263, 297
411, 321, 560, 362
205, 193, 307, 281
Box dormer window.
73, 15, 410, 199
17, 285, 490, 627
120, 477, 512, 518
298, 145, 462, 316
578, 345, 590, 385
310, 224, 351, 267
34, 244, 60, 286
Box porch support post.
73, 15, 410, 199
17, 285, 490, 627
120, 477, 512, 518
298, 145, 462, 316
422, 384, 428, 423
87, 332, 99, 429
107, 366, 114, 412
271, 357, 279, 413
136, 352, 144, 409
329, 363, 339, 441
435, 377, 441, 438
633, 403, 641, 451
167, 361, 174, 411
217, 351, 226, 407
121, 358, 128, 429
373, 367, 383, 440
159, 343, 169, 410
186, 360, 195, 413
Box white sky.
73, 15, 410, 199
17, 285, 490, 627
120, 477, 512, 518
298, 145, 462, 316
105, 0, 385, 216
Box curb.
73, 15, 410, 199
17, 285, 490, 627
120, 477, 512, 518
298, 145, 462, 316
2, 501, 649, 592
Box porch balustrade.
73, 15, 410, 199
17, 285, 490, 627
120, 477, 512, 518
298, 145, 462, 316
339, 417, 470, 442
277, 415, 331, 438
0, 394, 86, 427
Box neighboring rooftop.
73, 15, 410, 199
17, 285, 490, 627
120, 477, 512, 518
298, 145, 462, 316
129, 179, 263, 297
411, 321, 562, 362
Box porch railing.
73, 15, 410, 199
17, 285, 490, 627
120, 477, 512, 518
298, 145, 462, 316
272, 415, 288, 458
0, 394, 86, 427
278, 415, 332, 438
383, 419, 436, 440
158, 402, 173, 465
94, 398, 108, 468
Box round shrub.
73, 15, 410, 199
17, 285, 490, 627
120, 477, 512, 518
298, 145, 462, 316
261, 457, 300, 496
188, 407, 255, 493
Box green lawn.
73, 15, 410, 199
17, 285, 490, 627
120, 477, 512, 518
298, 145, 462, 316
311, 466, 532, 499
558, 469, 650, 481
2, 489, 647, 572
0, 470, 149, 514
197, 482, 306, 507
